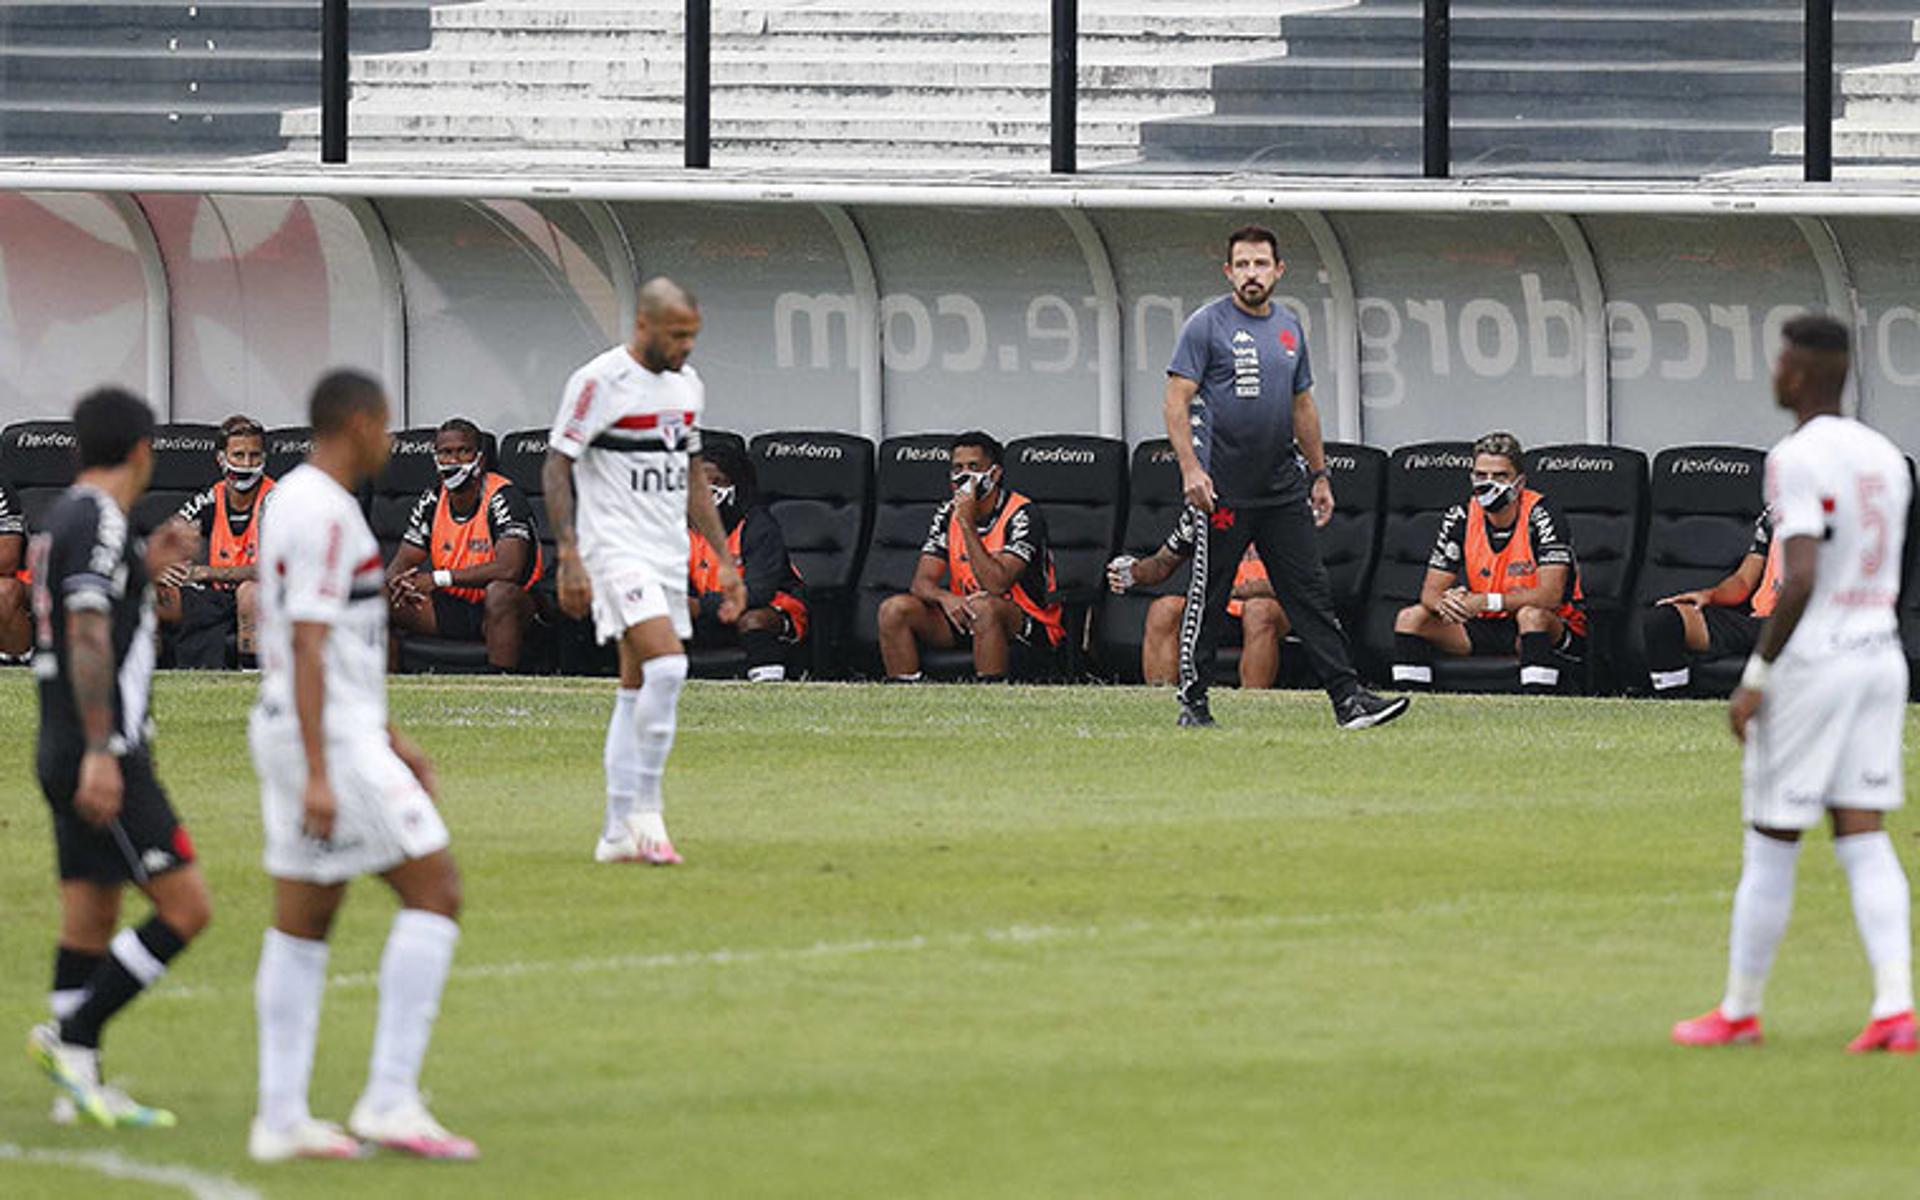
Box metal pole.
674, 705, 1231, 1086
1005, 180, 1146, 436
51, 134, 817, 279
685, 0, 711, 169
1422, 0, 1450, 179
321, 0, 349, 164
1805, 0, 1833, 183
1051, 0, 1077, 174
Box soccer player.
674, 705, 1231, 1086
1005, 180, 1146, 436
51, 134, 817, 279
248, 370, 476, 1161
877, 431, 1066, 683
1641, 509, 1780, 696
687, 442, 808, 682
1673, 315, 1916, 1053
0, 475, 28, 657
544, 277, 745, 865
387, 417, 543, 672
1391, 432, 1587, 695
155, 414, 274, 669
1167, 224, 1407, 729
1108, 513, 1291, 688
27, 387, 213, 1129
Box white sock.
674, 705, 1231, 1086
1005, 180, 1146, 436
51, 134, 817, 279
1391, 664, 1433, 684
633, 654, 688, 817
359, 909, 460, 1116
889, 672, 922, 683
747, 664, 786, 683
602, 688, 641, 840
255, 929, 330, 1132
1835, 831, 1914, 1019
50, 989, 85, 1021
1721, 830, 1802, 1020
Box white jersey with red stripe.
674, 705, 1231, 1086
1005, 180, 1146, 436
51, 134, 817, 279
1764, 413, 1911, 664
251, 463, 390, 740
549, 344, 705, 585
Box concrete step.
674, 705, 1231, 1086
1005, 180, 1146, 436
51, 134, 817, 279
1833, 61, 1920, 121
0, 47, 320, 104
350, 52, 1220, 90
1775, 122, 1920, 163
347, 79, 1212, 115
429, 2, 1289, 39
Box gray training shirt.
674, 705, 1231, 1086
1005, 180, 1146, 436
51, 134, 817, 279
1168, 295, 1315, 507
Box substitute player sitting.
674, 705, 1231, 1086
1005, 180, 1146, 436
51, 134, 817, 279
1108, 509, 1290, 688
1392, 431, 1586, 695
154, 414, 273, 669
387, 418, 542, 672
1674, 315, 1917, 1054
545, 277, 745, 866
877, 431, 1065, 683
687, 442, 807, 682
0, 475, 27, 657
1641, 509, 1781, 696
248, 370, 475, 1162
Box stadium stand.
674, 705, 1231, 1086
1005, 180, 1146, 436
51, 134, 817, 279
0, 419, 78, 530
132, 424, 222, 536
1627, 446, 1770, 698
749, 430, 876, 681
1002, 434, 1127, 677
1358, 441, 1474, 685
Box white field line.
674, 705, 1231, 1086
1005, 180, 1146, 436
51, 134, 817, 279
0, 1143, 262, 1200
155, 891, 1721, 1003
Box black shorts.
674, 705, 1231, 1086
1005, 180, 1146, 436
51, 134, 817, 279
1463, 617, 1586, 662
1701, 606, 1762, 658
179, 586, 237, 630
38, 747, 194, 885
432, 592, 486, 641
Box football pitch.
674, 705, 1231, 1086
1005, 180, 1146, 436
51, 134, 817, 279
3, 674, 1919, 1199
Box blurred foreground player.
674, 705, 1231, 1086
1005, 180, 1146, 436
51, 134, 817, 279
248, 370, 475, 1161
28, 387, 213, 1129
545, 278, 744, 865
1674, 316, 1916, 1053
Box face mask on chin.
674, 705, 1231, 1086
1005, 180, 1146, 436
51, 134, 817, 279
438, 460, 481, 491
221, 459, 265, 493
1472, 478, 1518, 512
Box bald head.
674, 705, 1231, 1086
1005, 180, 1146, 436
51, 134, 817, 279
629, 276, 703, 373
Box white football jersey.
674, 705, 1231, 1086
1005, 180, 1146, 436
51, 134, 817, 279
252, 464, 389, 739
1765, 414, 1911, 662
549, 344, 705, 584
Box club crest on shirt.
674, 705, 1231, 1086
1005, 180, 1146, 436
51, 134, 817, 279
1278, 328, 1298, 354
657, 415, 688, 451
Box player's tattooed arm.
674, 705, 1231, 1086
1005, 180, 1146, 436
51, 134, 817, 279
67, 608, 125, 827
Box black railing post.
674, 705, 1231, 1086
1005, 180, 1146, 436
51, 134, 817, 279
1805, 0, 1834, 182
685, 0, 711, 168
1422, 0, 1450, 178
1051, 0, 1077, 174
321, 0, 348, 163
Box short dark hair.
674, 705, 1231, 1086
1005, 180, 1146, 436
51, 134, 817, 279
310, 369, 387, 435
437, 417, 482, 446
1783, 313, 1850, 356
219, 414, 265, 453
701, 440, 758, 508
74, 387, 154, 469
1472, 431, 1524, 473
951, 430, 1003, 467
1226, 224, 1281, 263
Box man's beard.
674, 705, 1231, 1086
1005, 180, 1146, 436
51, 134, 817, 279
1238, 281, 1270, 304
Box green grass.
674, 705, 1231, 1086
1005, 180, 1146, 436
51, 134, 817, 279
3, 674, 1920, 1198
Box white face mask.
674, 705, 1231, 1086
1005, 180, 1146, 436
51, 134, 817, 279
221, 457, 265, 493
950, 467, 996, 499
1472, 478, 1518, 512
438, 460, 481, 491
710, 484, 736, 510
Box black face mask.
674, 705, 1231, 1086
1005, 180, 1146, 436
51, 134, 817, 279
438, 460, 481, 491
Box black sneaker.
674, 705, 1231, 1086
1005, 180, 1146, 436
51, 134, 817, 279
1335, 690, 1411, 731
1176, 696, 1216, 728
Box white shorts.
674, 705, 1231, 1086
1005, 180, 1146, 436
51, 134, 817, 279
251, 721, 451, 884
1742, 646, 1908, 831
589, 560, 690, 645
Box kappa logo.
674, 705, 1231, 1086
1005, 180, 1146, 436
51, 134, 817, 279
1232, 330, 1255, 346
141, 848, 173, 874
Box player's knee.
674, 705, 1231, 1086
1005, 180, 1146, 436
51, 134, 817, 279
877, 592, 916, 632
0, 575, 23, 610
483, 579, 525, 617
1393, 604, 1429, 634
1145, 596, 1184, 635
235, 579, 258, 613
159, 875, 213, 940
1832, 808, 1886, 838
1515, 606, 1555, 634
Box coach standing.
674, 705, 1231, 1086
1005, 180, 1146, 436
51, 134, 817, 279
1165, 224, 1410, 731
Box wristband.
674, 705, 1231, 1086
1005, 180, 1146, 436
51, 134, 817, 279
1739, 655, 1772, 693
1308, 467, 1331, 483
433, 569, 453, 588
1484, 592, 1504, 613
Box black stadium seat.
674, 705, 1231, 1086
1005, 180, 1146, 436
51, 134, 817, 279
852, 433, 957, 677
1096, 439, 1187, 683
1519, 444, 1649, 693
1003, 434, 1126, 676
0, 419, 78, 531
131, 423, 222, 535
266, 426, 313, 481
1286, 441, 1389, 686
1360, 441, 1475, 685
1629, 445, 1769, 697
367, 427, 447, 565
750, 430, 876, 680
